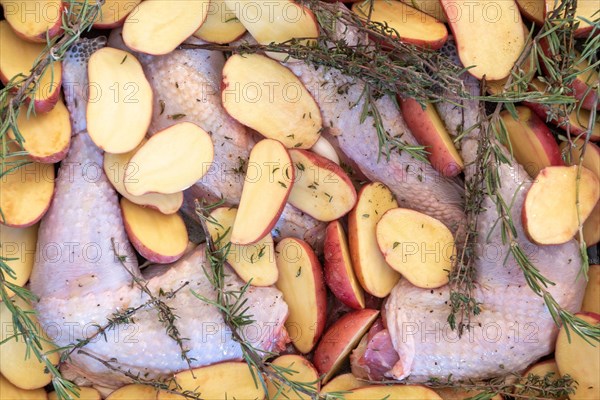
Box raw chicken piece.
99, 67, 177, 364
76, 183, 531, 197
352, 39, 586, 381
30, 38, 288, 389
107, 29, 326, 249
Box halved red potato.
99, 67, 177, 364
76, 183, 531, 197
352, 0, 448, 50
0, 297, 59, 390
106, 384, 158, 400
0, 0, 63, 42
555, 312, 600, 400
87, 47, 152, 154
87, 0, 142, 29
0, 154, 54, 227
324, 220, 365, 309
193, 0, 246, 44
124, 122, 214, 195
207, 207, 278, 286
582, 265, 600, 314
157, 362, 263, 400
348, 182, 400, 297
0, 375, 46, 400
500, 105, 564, 178
230, 139, 294, 245
545, 0, 599, 37
120, 198, 188, 263
320, 373, 370, 393
222, 54, 322, 149
225, 0, 319, 61
400, 98, 463, 177
344, 385, 442, 399
9, 98, 71, 163
266, 355, 320, 400
287, 149, 357, 222
571, 53, 599, 110
399, 0, 447, 22
376, 208, 456, 289
313, 309, 379, 382
0, 224, 38, 297
435, 387, 502, 400
0, 21, 62, 113
49, 387, 101, 400
522, 166, 600, 245
440, 0, 526, 80
486, 54, 535, 95
275, 238, 327, 353
122, 0, 210, 55
103, 141, 183, 215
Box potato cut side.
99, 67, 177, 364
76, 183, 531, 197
275, 238, 327, 353
582, 265, 600, 314
345, 385, 442, 399
400, 99, 463, 177
399, 0, 447, 21
0, 21, 61, 113
311, 136, 340, 165
572, 51, 599, 110
287, 149, 357, 222
124, 122, 214, 195
222, 54, 322, 149
0, 297, 59, 390
348, 182, 400, 297
158, 362, 263, 400
487, 53, 535, 95
1, 0, 63, 42
0, 155, 54, 227
435, 387, 502, 400
376, 208, 456, 288
103, 140, 183, 214
106, 384, 158, 400
193, 0, 246, 44
225, 0, 319, 61
121, 198, 188, 263
230, 139, 294, 245
0, 224, 38, 297
87, 47, 152, 154
266, 355, 320, 400
440, 0, 526, 80
555, 313, 600, 400
522, 166, 600, 245
324, 220, 365, 309
0, 375, 47, 400
353, 0, 448, 50
320, 373, 370, 393
500, 105, 563, 178
9, 98, 71, 163
49, 387, 101, 400
207, 207, 278, 286
546, 0, 599, 37
123, 0, 210, 55
313, 309, 379, 383
84, 0, 142, 29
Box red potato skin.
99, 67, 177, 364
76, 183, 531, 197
324, 221, 365, 310
524, 101, 600, 141
399, 98, 462, 177
0, 71, 62, 114
92, 1, 142, 29
8, 2, 64, 43
520, 106, 565, 166
28, 140, 70, 164
312, 308, 379, 377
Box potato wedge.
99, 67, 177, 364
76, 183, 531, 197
0, 154, 54, 227
193, 0, 246, 44
324, 221, 365, 309
104, 141, 183, 215
275, 238, 327, 353
157, 362, 263, 400
376, 208, 455, 289
555, 312, 600, 400
230, 139, 294, 245
0, 375, 47, 400
313, 309, 379, 383
0, 0, 63, 42
49, 387, 101, 400
435, 387, 502, 400
0, 224, 38, 297
207, 207, 278, 286
120, 198, 188, 263
266, 355, 320, 400
222, 54, 322, 149
123, 0, 210, 55
348, 182, 400, 297
0, 297, 59, 390
399, 0, 447, 21
124, 122, 214, 195
345, 384, 442, 399
0, 21, 61, 113
106, 384, 158, 400
320, 373, 369, 393
582, 264, 600, 314
87, 47, 152, 154
522, 166, 600, 245
288, 149, 357, 222
89, 0, 142, 29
